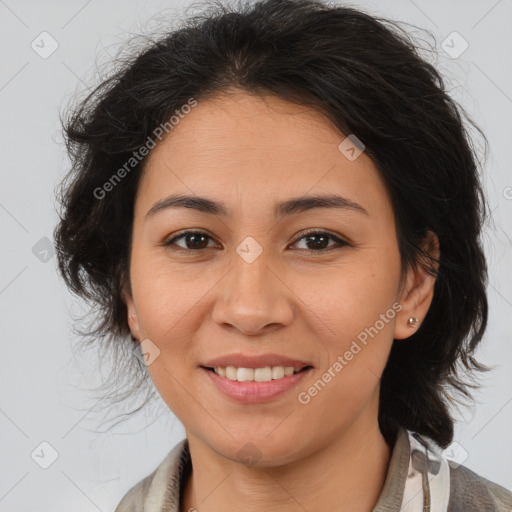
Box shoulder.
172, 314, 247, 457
114, 472, 156, 512
114, 438, 190, 512
448, 462, 512, 512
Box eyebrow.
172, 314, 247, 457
145, 193, 368, 219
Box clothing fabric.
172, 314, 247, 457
114, 427, 512, 512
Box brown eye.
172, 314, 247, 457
292, 231, 349, 252
164, 231, 215, 250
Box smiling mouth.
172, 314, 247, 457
201, 365, 313, 382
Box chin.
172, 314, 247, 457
205, 431, 310, 468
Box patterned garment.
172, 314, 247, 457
115, 427, 512, 512
400, 431, 450, 511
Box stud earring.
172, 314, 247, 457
407, 317, 418, 327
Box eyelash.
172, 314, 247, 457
162, 229, 350, 253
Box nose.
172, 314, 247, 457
210, 247, 294, 335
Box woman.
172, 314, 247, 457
53, 0, 512, 510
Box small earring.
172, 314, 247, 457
407, 317, 418, 327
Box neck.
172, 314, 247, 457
180, 411, 392, 512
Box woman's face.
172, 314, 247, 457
124, 90, 433, 465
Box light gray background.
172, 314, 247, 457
1, 0, 511, 510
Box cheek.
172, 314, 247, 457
300, 248, 401, 337
130, 251, 204, 337
297, 298, 396, 434
300, 248, 400, 388
128, 260, 196, 398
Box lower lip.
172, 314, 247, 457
201, 367, 312, 404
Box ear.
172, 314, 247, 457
122, 286, 141, 342
394, 231, 440, 340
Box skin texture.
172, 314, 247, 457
123, 89, 439, 512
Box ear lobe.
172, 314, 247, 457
394, 231, 440, 340
122, 289, 141, 341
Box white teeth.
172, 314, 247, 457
271, 366, 284, 379
254, 367, 272, 382
237, 367, 254, 381
212, 365, 304, 382
225, 366, 237, 380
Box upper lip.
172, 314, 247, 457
201, 353, 313, 369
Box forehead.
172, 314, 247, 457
136, 90, 389, 218
149, 91, 344, 165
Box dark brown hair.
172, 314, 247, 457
54, 0, 489, 446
